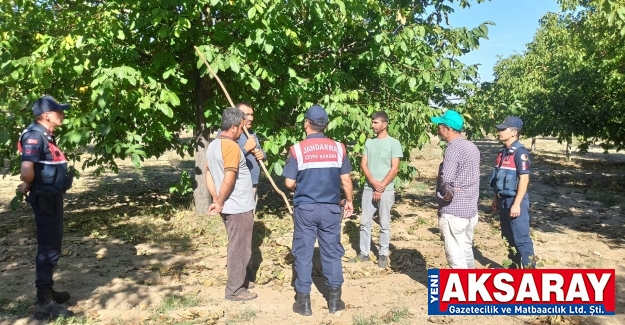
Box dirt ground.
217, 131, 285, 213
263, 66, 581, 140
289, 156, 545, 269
0, 136, 624, 325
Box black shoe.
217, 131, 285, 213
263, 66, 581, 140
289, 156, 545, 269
348, 254, 370, 263
378, 255, 388, 269
33, 300, 75, 320
52, 289, 70, 304
328, 286, 345, 314
292, 292, 312, 316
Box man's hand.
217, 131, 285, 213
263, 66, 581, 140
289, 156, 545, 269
373, 191, 382, 202
373, 181, 386, 193
16, 182, 30, 194
342, 201, 354, 219
252, 149, 264, 161
491, 196, 498, 212
510, 203, 521, 218
244, 136, 257, 152
208, 202, 223, 215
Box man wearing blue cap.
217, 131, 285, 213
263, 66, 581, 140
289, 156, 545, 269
430, 109, 481, 269
282, 105, 354, 316
489, 116, 535, 268
16, 96, 74, 319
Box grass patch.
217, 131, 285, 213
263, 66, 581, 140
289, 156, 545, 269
380, 307, 412, 323
586, 192, 620, 208
352, 313, 381, 325
0, 296, 32, 317
157, 295, 202, 313
49, 316, 90, 325
225, 308, 257, 324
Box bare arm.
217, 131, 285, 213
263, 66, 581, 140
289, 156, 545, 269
380, 157, 400, 188
340, 173, 353, 202
285, 178, 296, 191
216, 171, 236, 206
204, 164, 218, 201
17, 161, 35, 194
20, 161, 34, 183
360, 155, 376, 185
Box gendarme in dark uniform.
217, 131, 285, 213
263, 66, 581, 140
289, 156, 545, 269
17, 96, 74, 319
489, 116, 535, 269
282, 105, 354, 316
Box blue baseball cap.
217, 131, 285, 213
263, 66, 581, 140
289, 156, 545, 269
495, 116, 523, 130
430, 109, 464, 131
305, 105, 329, 125
32, 96, 70, 115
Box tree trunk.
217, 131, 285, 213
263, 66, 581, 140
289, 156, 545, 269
193, 75, 213, 215
565, 136, 572, 161
531, 138, 536, 152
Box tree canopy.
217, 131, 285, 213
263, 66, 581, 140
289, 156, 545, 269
463, 0, 625, 152
1, 0, 492, 211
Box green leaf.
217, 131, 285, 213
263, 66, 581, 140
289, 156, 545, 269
131, 153, 141, 167
409, 77, 416, 88
73, 65, 84, 75
264, 44, 274, 54
98, 124, 111, 136
422, 71, 431, 83
0, 130, 10, 145
117, 30, 125, 40
274, 162, 283, 176
10, 195, 23, 211
229, 58, 240, 73
248, 6, 256, 19
250, 78, 260, 91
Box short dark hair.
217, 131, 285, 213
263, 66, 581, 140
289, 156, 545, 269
441, 123, 462, 133
372, 111, 389, 123
235, 102, 252, 109
221, 107, 245, 130
307, 119, 326, 132
35, 114, 44, 121
510, 127, 521, 138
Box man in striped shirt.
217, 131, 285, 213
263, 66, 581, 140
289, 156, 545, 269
431, 110, 481, 268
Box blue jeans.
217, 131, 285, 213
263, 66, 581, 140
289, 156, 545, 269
292, 204, 344, 294
497, 195, 535, 268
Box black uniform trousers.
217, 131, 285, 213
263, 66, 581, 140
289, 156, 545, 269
28, 191, 64, 291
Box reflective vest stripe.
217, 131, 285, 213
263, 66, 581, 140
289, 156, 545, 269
293, 140, 343, 171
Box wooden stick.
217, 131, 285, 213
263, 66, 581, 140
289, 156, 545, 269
194, 46, 293, 214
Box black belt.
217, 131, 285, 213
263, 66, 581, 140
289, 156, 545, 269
496, 193, 515, 198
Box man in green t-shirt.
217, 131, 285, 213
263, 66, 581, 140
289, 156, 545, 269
356, 111, 403, 268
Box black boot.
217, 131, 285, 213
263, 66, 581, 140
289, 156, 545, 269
33, 289, 75, 320
328, 286, 345, 314
292, 292, 312, 316
51, 288, 71, 304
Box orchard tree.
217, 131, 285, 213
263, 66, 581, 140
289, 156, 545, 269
468, 0, 625, 154
1, 0, 492, 214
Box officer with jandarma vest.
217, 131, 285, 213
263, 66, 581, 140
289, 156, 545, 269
489, 116, 536, 269
17, 96, 75, 320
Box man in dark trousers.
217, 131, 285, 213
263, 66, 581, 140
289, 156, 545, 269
205, 107, 257, 301
17, 96, 74, 320
282, 105, 354, 316
490, 116, 536, 268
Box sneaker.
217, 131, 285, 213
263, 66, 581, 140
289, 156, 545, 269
226, 289, 258, 302
378, 255, 388, 269
348, 254, 370, 263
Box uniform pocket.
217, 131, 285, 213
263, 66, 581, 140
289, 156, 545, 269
41, 164, 57, 185
326, 204, 341, 215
